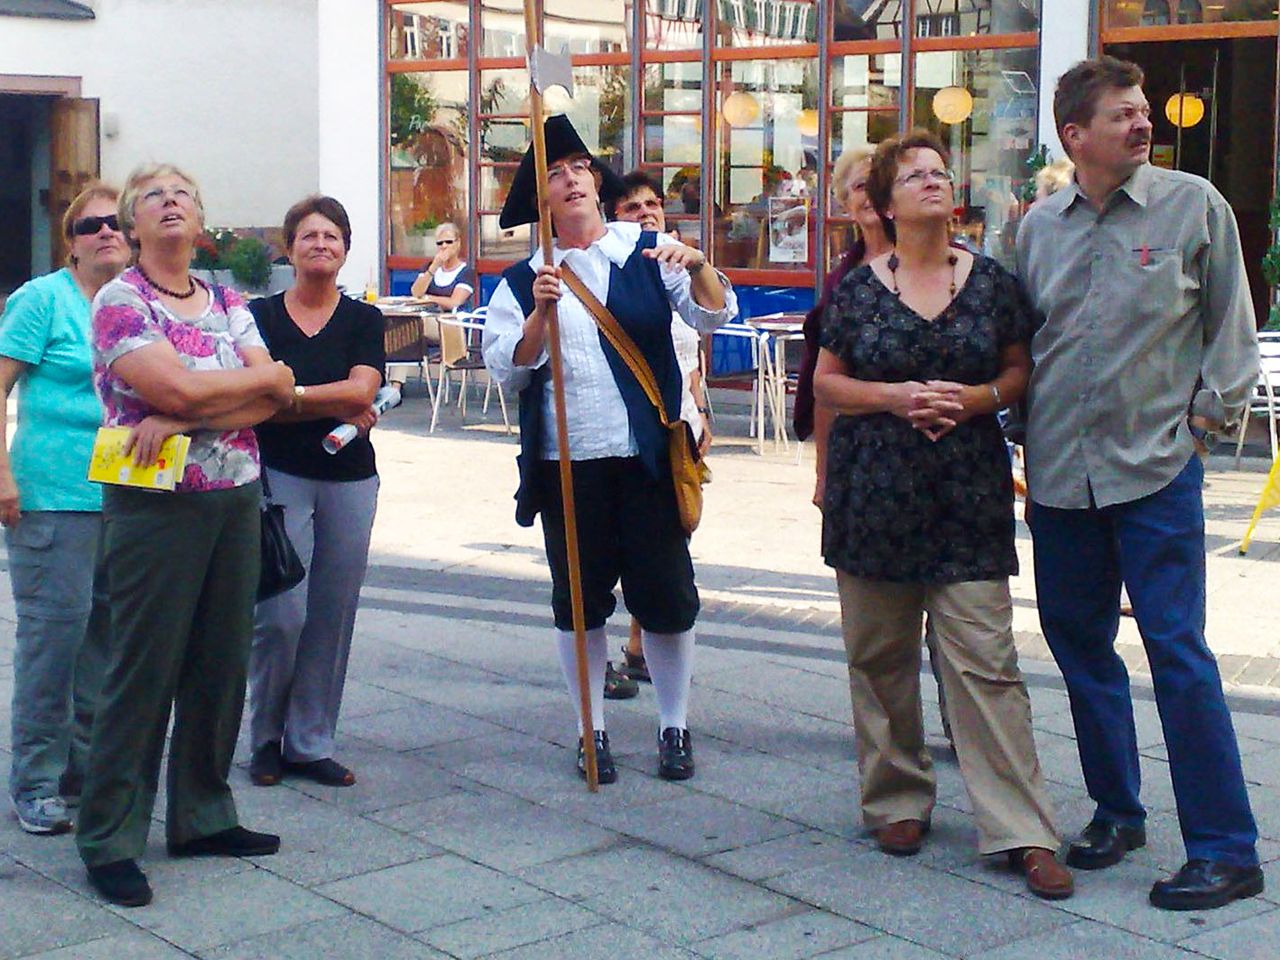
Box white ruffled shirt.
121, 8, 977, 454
482, 221, 736, 460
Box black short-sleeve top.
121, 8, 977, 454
250, 293, 386, 482
818, 255, 1032, 583
425, 263, 476, 302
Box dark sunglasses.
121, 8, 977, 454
72, 214, 120, 236
436, 238, 457, 245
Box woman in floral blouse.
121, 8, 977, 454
814, 131, 1072, 900
75, 164, 296, 909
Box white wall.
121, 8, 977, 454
317, 0, 382, 293
1038, 0, 1093, 159
0, 0, 320, 230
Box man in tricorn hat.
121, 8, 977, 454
482, 115, 738, 784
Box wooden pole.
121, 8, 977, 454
523, 0, 597, 792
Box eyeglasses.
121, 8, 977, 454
895, 169, 955, 188
72, 214, 120, 236
547, 158, 592, 183
139, 185, 194, 205
436, 239, 457, 245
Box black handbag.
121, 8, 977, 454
257, 467, 306, 602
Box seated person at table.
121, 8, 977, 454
409, 222, 475, 312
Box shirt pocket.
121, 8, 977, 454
1133, 248, 1185, 320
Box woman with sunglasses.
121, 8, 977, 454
410, 221, 474, 311
814, 131, 1072, 899
0, 184, 128, 837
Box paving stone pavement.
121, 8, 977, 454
2, 394, 1280, 959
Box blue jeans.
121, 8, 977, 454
7, 512, 110, 802
1029, 455, 1258, 866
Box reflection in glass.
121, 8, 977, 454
715, 0, 818, 46
387, 2, 469, 60
643, 0, 708, 50
833, 0, 904, 40
1105, 0, 1277, 26
481, 0, 632, 56
913, 0, 1039, 37
389, 73, 469, 259
713, 58, 820, 270
913, 46, 1038, 268
643, 62, 703, 166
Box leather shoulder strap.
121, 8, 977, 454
559, 263, 672, 427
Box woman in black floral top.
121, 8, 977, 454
814, 131, 1073, 900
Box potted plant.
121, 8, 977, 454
404, 215, 440, 259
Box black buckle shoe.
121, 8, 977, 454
86, 858, 152, 907
1150, 859, 1265, 911
1065, 818, 1146, 870
577, 730, 617, 784
658, 727, 694, 781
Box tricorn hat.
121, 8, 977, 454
498, 114, 627, 229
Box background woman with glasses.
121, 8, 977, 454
813, 130, 1072, 900
0, 183, 128, 837
409, 221, 475, 312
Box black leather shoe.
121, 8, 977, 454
1065, 818, 1146, 870
87, 859, 152, 907
577, 730, 617, 784
1150, 859, 1265, 911
658, 727, 694, 781
168, 825, 281, 858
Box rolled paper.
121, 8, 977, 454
323, 385, 403, 454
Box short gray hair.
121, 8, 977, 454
117, 163, 205, 249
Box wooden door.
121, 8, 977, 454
49, 97, 100, 267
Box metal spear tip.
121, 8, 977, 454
529, 45, 575, 97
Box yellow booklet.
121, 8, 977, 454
86, 426, 191, 491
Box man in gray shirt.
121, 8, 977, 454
1016, 56, 1262, 911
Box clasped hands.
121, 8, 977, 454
894, 380, 971, 442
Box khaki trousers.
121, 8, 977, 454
835, 573, 1059, 854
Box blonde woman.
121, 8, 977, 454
794, 144, 893, 508
409, 221, 475, 311
0, 183, 128, 835
77, 164, 295, 907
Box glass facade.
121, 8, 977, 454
1104, 0, 1279, 27
382, 0, 1041, 293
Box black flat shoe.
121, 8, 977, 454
87, 859, 152, 907
249, 740, 283, 786
1065, 818, 1146, 870
1150, 859, 1265, 911
658, 727, 694, 781
577, 730, 617, 784
283, 757, 356, 786
168, 825, 281, 858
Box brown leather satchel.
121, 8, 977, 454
559, 264, 710, 535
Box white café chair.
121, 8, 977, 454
1234, 331, 1280, 466
429, 309, 511, 435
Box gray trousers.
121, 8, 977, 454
7, 511, 110, 802
249, 469, 378, 763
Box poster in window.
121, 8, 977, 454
768, 197, 809, 263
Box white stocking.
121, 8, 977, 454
556, 627, 607, 735
641, 628, 695, 731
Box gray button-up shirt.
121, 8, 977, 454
1015, 163, 1259, 509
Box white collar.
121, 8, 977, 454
530, 221, 641, 271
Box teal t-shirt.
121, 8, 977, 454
0, 268, 104, 511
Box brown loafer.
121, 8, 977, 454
876, 819, 927, 856
1009, 847, 1074, 900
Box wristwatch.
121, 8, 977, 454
293, 385, 306, 412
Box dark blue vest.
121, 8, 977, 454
503, 230, 682, 526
